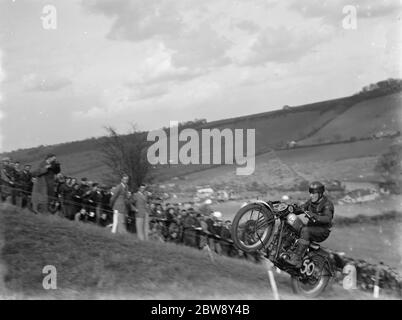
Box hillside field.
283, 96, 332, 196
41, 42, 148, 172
298, 92, 402, 145
161, 137, 397, 193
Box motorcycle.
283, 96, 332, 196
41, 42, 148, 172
231, 200, 337, 297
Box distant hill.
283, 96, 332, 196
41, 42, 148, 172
1, 86, 401, 184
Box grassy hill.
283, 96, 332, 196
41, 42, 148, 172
0, 204, 389, 300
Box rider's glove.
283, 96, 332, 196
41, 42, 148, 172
309, 213, 318, 223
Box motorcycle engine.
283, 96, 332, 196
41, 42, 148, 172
267, 224, 297, 261
286, 213, 304, 234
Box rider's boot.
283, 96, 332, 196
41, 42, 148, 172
287, 239, 309, 268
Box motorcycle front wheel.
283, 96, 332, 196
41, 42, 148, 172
231, 203, 275, 253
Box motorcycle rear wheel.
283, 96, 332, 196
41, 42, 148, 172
291, 255, 332, 298
231, 203, 275, 253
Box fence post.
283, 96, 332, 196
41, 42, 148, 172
262, 256, 280, 300
373, 263, 383, 299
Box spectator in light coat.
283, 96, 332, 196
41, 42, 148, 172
131, 184, 150, 241
110, 174, 130, 234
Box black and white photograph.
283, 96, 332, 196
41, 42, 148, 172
0, 0, 401, 305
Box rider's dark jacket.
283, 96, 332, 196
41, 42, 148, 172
296, 195, 334, 228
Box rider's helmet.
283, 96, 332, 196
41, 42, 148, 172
308, 181, 325, 195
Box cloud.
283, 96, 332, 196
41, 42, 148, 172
165, 23, 232, 69
72, 81, 168, 119
131, 45, 207, 85
240, 25, 334, 66
288, 0, 401, 24
128, 83, 169, 101
141, 68, 205, 85
22, 73, 72, 92
82, 0, 184, 42
233, 19, 260, 34
83, 0, 233, 69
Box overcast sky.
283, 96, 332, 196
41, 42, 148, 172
0, 0, 401, 152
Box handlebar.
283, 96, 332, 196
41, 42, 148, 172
304, 211, 317, 223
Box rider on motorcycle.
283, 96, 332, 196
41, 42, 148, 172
287, 181, 334, 268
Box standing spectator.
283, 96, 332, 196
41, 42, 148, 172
175, 209, 187, 243
220, 220, 237, 257
99, 186, 113, 227
198, 213, 210, 250
110, 174, 130, 234
206, 211, 223, 254
182, 208, 200, 248
11, 161, 22, 206
71, 183, 83, 218
125, 191, 137, 233
58, 176, 74, 219
198, 199, 213, 216
19, 164, 33, 208
131, 183, 150, 241
70, 178, 89, 214
31, 155, 51, 213
31, 154, 61, 214
45, 155, 61, 206
81, 182, 93, 215
78, 178, 90, 200
86, 183, 102, 223
0, 157, 14, 203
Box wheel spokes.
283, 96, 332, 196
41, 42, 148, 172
237, 208, 272, 247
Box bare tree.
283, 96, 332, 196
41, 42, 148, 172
375, 142, 402, 193
98, 126, 153, 190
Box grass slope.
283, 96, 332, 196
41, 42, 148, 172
0, 204, 385, 300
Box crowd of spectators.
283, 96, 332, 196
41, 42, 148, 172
0, 155, 261, 262
0, 155, 114, 225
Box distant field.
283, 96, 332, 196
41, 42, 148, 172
162, 138, 395, 192
324, 220, 402, 273
298, 92, 402, 145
